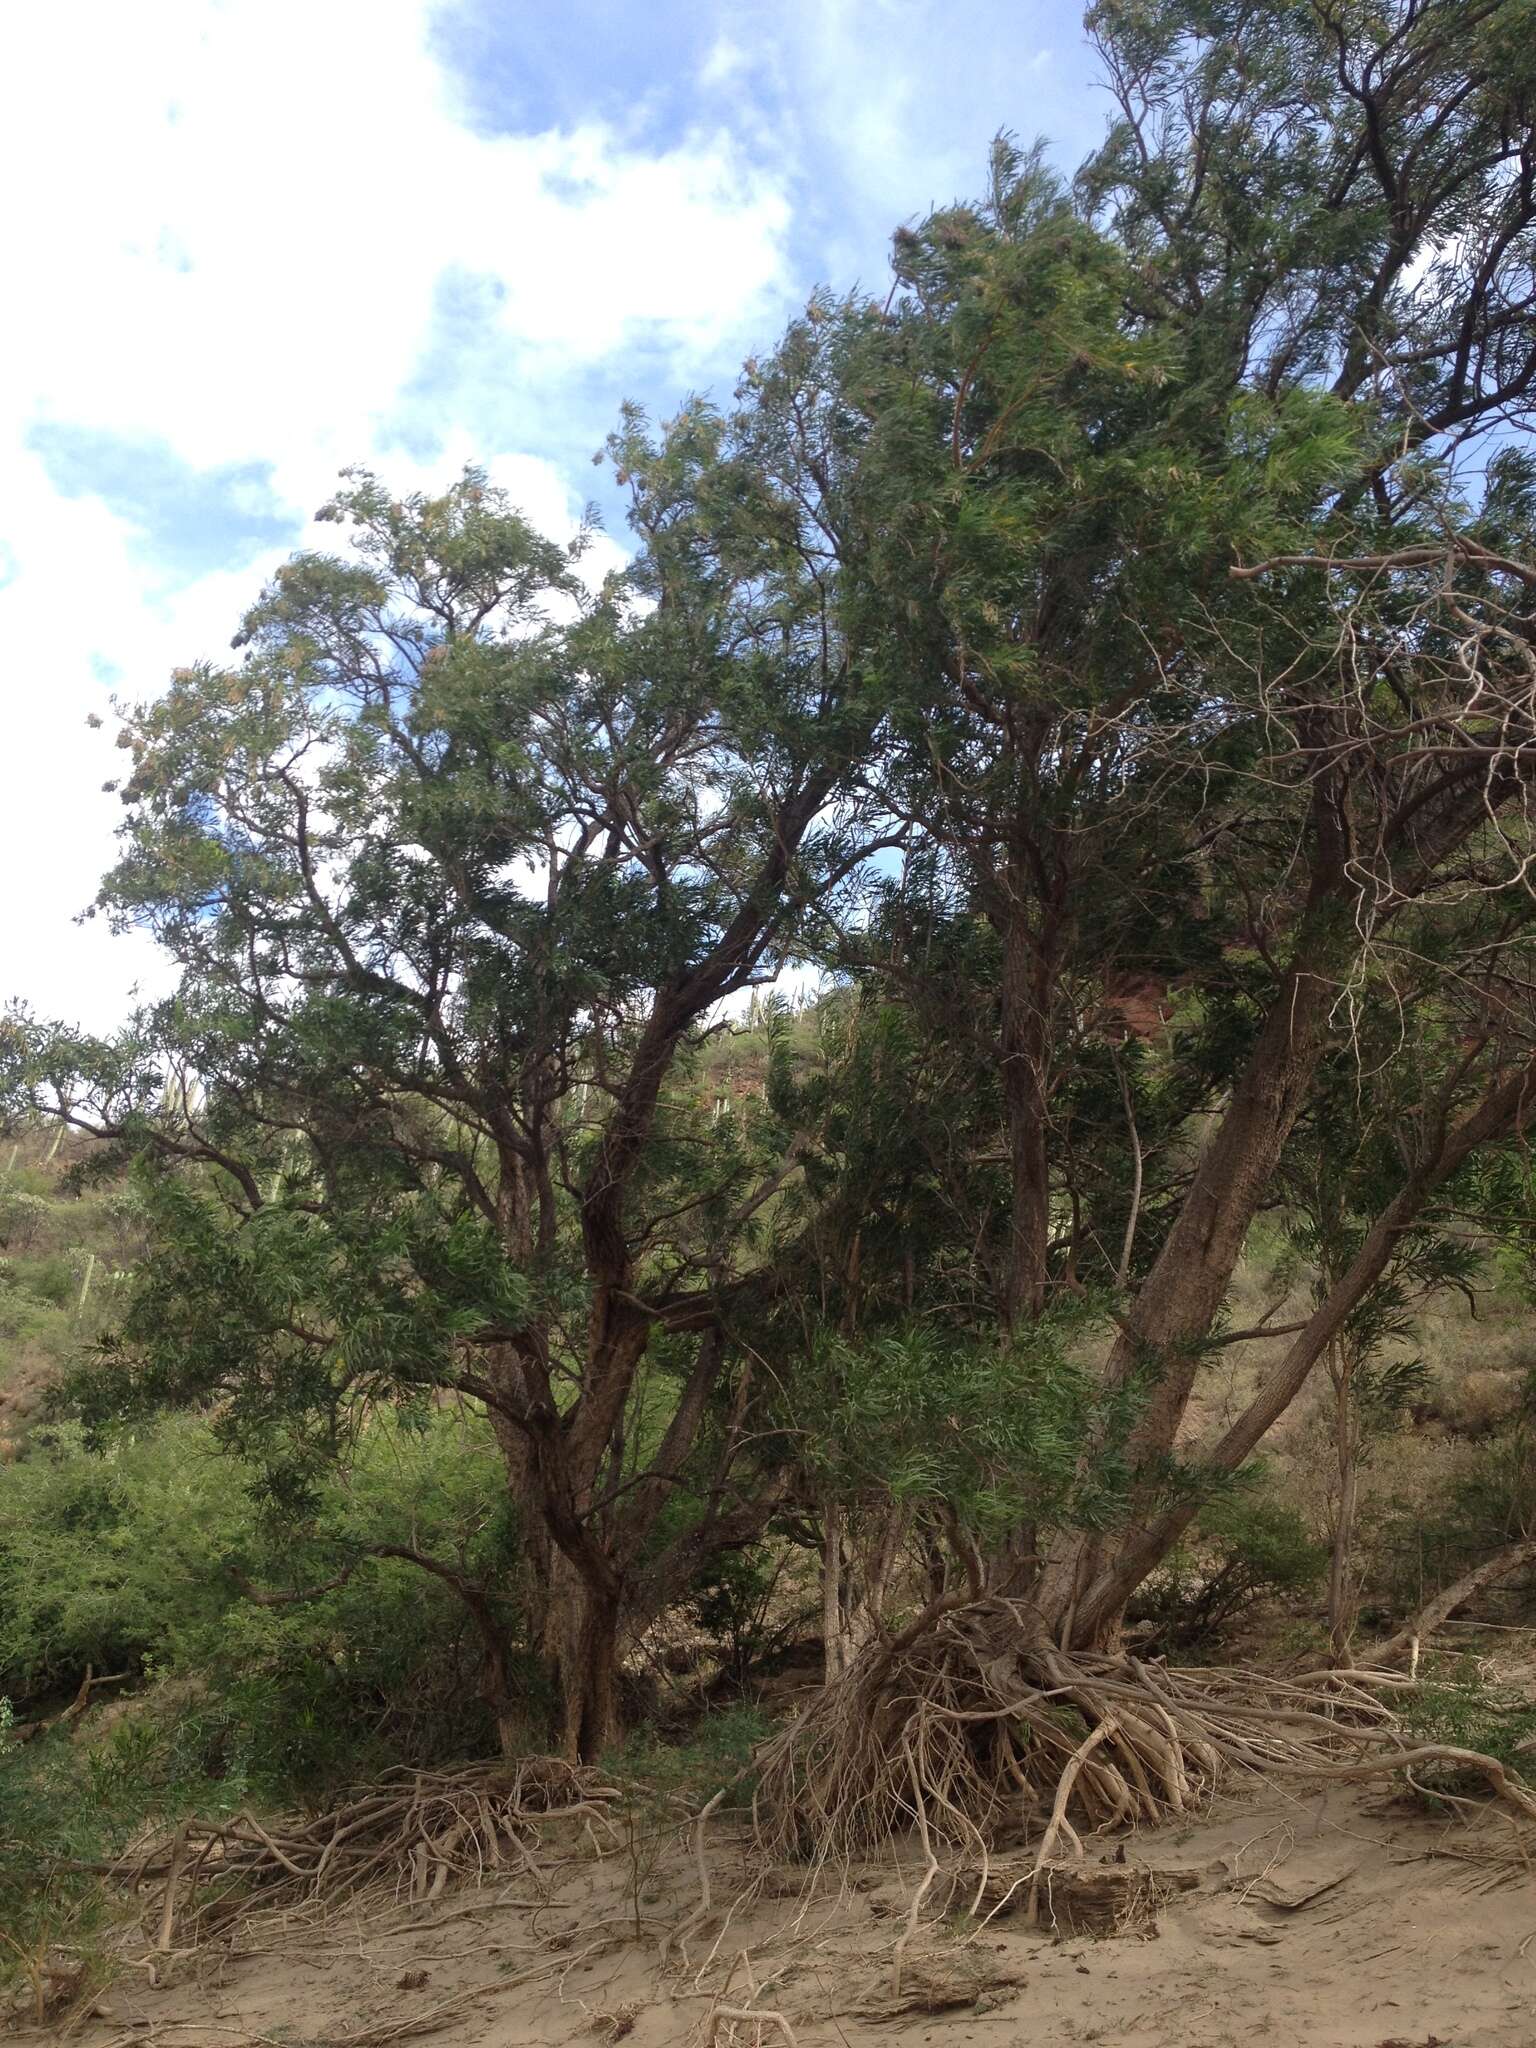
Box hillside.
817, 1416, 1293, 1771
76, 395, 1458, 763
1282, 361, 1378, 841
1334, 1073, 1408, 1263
0, 1132, 145, 1459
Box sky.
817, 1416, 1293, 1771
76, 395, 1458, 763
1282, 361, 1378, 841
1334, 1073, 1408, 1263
0, 0, 1103, 1031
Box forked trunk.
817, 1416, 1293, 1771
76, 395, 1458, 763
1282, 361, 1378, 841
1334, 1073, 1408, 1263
1032, 936, 1346, 1633
483, 1383, 622, 1760
1105, 950, 1339, 1456
1062, 1044, 1536, 1647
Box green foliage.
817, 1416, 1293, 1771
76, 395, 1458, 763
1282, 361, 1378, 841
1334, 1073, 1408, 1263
0, 1410, 526, 1789
1135, 1484, 1328, 1652
1399, 1666, 1536, 1801
0, 1183, 49, 1253
795, 1314, 1142, 1541
681, 1546, 811, 1691
76, 1173, 534, 1514
1374, 1419, 1536, 1615
4, 0, 1536, 1774
0, 1395, 538, 2014
613, 1703, 771, 1811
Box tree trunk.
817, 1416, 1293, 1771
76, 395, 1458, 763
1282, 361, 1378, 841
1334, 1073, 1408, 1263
1106, 948, 1340, 1454
1030, 934, 1343, 1633
998, 912, 1055, 1327
864, 1503, 910, 1634
547, 1551, 622, 1764
481, 1633, 540, 1761
1326, 1343, 1360, 1666
822, 1501, 848, 1686
818, 1501, 909, 1688
1032, 761, 1524, 1640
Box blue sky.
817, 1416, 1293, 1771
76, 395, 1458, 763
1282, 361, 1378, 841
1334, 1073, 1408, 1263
1, 0, 1102, 1026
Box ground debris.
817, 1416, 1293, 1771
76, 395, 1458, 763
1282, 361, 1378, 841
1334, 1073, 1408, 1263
851, 1948, 1024, 2021
91, 1756, 620, 1950
1245, 1859, 1356, 1911
959, 1858, 1201, 1936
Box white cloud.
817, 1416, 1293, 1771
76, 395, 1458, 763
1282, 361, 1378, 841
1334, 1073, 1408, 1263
0, 0, 793, 1030
700, 37, 750, 89
3, 0, 791, 481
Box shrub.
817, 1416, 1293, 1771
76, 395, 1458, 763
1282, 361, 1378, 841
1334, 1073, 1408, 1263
1371, 1415, 1536, 1617
1398, 1665, 1536, 1804
682, 1544, 814, 1691
1133, 1484, 1328, 1652
0, 1186, 49, 1254
12, 1255, 75, 1310
0, 1409, 530, 1796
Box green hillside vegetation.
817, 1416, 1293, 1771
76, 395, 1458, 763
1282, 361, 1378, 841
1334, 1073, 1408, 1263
0, 1132, 149, 1457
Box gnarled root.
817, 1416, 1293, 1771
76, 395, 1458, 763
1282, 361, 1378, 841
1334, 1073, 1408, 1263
750, 1595, 1536, 1869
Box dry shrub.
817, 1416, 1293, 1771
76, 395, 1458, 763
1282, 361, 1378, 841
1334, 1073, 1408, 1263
110, 1757, 622, 1947
1438, 1369, 1524, 1439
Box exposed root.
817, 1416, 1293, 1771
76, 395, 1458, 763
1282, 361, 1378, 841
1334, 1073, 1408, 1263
103, 1758, 621, 1946
750, 1595, 1536, 1867
704, 1949, 799, 2046
708, 2005, 797, 2047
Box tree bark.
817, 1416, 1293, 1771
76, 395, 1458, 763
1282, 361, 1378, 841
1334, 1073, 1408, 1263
1326, 1342, 1361, 1666
1038, 754, 1527, 1641
1105, 943, 1341, 1456
998, 909, 1056, 1327
546, 1550, 622, 1764
822, 1500, 848, 1686
1033, 929, 1344, 1629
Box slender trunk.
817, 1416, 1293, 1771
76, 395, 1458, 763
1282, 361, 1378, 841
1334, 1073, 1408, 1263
482, 1350, 619, 1758
1093, 764, 1521, 1485
1327, 1343, 1368, 1662
865, 1503, 910, 1634
1327, 1344, 1359, 1665
481, 1633, 538, 1761
999, 914, 1053, 1326
917, 1515, 947, 1603
1109, 951, 1339, 1454
822, 1501, 848, 1686
483, 1363, 556, 1648
1372, 1536, 1536, 1666
819, 1500, 901, 1682
1035, 929, 1346, 1634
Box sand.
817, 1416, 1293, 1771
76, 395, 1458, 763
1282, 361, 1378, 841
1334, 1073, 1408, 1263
31, 1781, 1536, 2048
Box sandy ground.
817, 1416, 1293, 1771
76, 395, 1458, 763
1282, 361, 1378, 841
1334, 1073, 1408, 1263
28, 1781, 1536, 2048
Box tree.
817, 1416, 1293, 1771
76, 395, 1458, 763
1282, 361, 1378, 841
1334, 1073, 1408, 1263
837, 0, 1536, 1646
735, 0, 1536, 1853
9, 0, 1536, 1830
8, 376, 891, 1758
